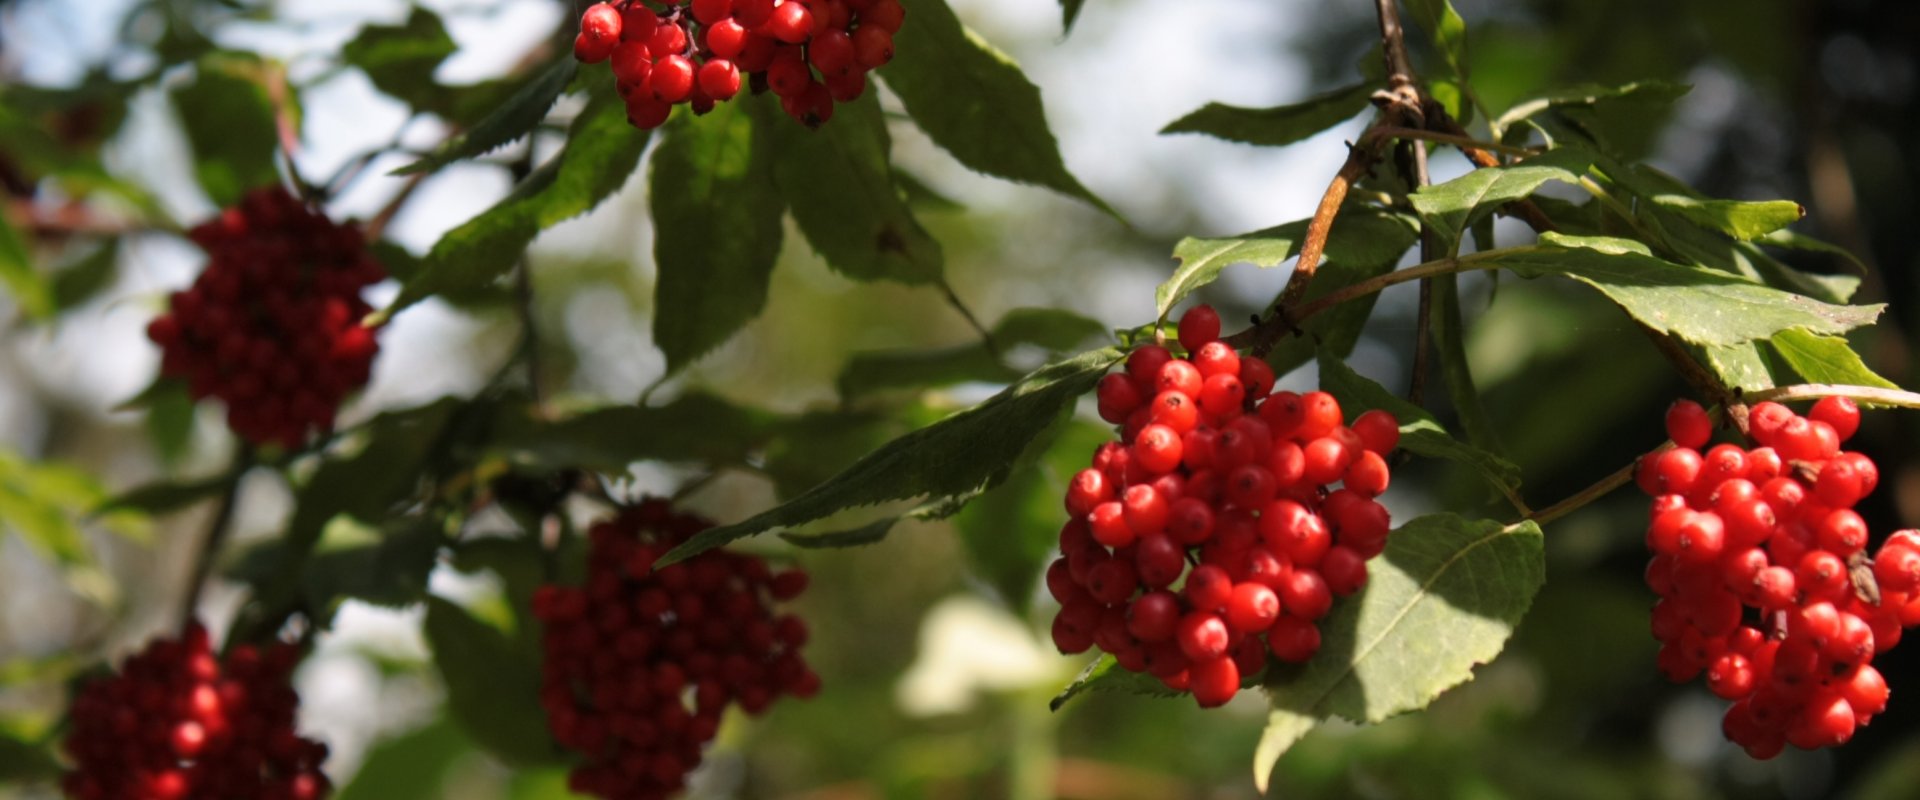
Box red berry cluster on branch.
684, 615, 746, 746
573, 0, 902, 130
1048, 305, 1400, 708
146, 186, 383, 449
532, 499, 818, 799
62, 623, 329, 800
1640, 397, 1920, 758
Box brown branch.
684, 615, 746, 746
6, 199, 158, 237
1371, 126, 1540, 158
1267, 127, 1389, 323
1407, 138, 1436, 406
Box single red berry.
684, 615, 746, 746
1811, 396, 1861, 442
1177, 305, 1222, 352
1267, 616, 1321, 662
1665, 399, 1713, 449
1176, 612, 1231, 662
764, 0, 814, 43
698, 59, 742, 100
651, 55, 696, 102
1189, 656, 1240, 708
1224, 582, 1280, 634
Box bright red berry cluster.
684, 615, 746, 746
573, 0, 902, 130
146, 186, 383, 448
62, 623, 329, 800
532, 499, 819, 799
1640, 396, 1920, 758
1048, 305, 1400, 708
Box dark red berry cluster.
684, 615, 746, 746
532, 499, 818, 799
62, 623, 329, 800
146, 186, 383, 448
1640, 396, 1920, 758
573, 0, 902, 130
1048, 305, 1401, 708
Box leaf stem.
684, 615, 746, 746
1746, 383, 1920, 409
180, 443, 253, 631
939, 279, 1001, 359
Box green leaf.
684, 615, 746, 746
335, 719, 472, 800
386, 78, 646, 315
0, 210, 50, 319
1651, 196, 1803, 242
1701, 342, 1784, 392
392, 58, 577, 176
423, 597, 560, 766
50, 238, 120, 311
97, 473, 232, 516
170, 54, 281, 206
881, 0, 1112, 215
1409, 148, 1593, 254
758, 92, 942, 284
1158, 204, 1418, 321
1402, 0, 1470, 79
0, 450, 124, 603
837, 307, 1106, 398
1484, 243, 1884, 347
144, 379, 197, 466
1768, 329, 1899, 394
1316, 352, 1523, 504
779, 516, 904, 549
492, 392, 785, 473
341, 7, 458, 116
232, 517, 444, 615
0, 731, 59, 782
661, 347, 1124, 565
651, 102, 785, 371
1160, 82, 1373, 147
1049, 654, 1181, 712
1252, 514, 1545, 791
1060, 0, 1087, 32
1490, 81, 1690, 139
955, 418, 1109, 612
1430, 275, 1503, 454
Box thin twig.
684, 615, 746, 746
1407, 138, 1436, 406
514, 257, 547, 413
939, 279, 1000, 359
266, 64, 316, 202
180, 444, 253, 630
1523, 442, 1670, 528
6, 199, 162, 237
1263, 128, 1388, 332
1370, 125, 1540, 158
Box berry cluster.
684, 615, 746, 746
1640, 397, 1920, 758
573, 0, 902, 130
62, 624, 329, 800
532, 499, 819, 799
1048, 305, 1400, 708
146, 186, 383, 448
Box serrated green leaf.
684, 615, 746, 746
651, 102, 784, 371
1490, 81, 1690, 139
0, 210, 50, 318
97, 473, 232, 516
1768, 329, 1898, 394
762, 410, 903, 500
955, 418, 1108, 612
341, 7, 458, 116
1536, 231, 1649, 256
492, 392, 786, 473
1160, 82, 1372, 147
758, 92, 942, 284
1158, 204, 1418, 321
1253, 514, 1544, 791
393, 58, 576, 176
882, 0, 1112, 215
1409, 148, 1593, 254
661, 347, 1124, 565
1701, 342, 1783, 392
424, 596, 560, 766
1650, 196, 1802, 242
387, 79, 646, 315
170, 54, 281, 206
838, 307, 1106, 398
779, 516, 903, 549
335, 719, 472, 800
1049, 654, 1181, 712
1484, 243, 1883, 346
1316, 352, 1523, 504
144, 378, 197, 466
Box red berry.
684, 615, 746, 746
764, 0, 814, 43
1267, 616, 1322, 662
1189, 656, 1240, 708
1176, 612, 1231, 661
1177, 305, 1222, 351
651, 55, 696, 102
1224, 582, 1280, 634
698, 58, 742, 100
1665, 399, 1712, 449
1811, 396, 1861, 442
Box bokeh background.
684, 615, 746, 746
3, 0, 1920, 797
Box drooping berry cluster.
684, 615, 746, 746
573, 0, 902, 130
1640, 397, 1920, 758
1048, 305, 1400, 708
532, 499, 818, 799
62, 623, 330, 800
146, 186, 383, 448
